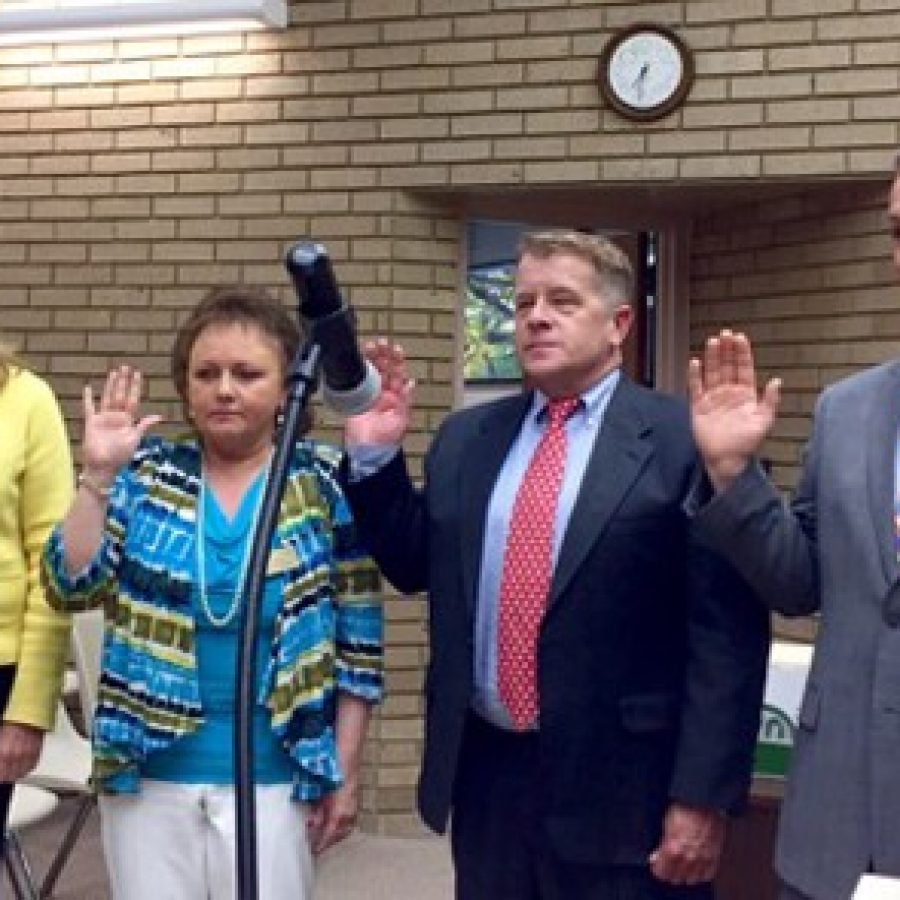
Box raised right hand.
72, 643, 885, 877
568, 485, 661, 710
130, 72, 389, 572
81, 366, 162, 479
344, 339, 414, 447
687, 330, 781, 492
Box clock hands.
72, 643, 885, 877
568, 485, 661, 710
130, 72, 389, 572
633, 61, 650, 102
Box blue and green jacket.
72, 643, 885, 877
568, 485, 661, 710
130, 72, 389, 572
42, 434, 383, 801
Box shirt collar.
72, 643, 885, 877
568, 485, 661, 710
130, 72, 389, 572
530, 367, 621, 424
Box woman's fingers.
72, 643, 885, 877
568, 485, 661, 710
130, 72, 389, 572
126, 369, 144, 412
135, 414, 164, 438
100, 366, 125, 410
99, 366, 140, 413
83, 383, 97, 421
94, 367, 155, 422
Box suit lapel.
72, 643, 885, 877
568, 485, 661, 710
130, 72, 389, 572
549, 378, 653, 606
460, 393, 533, 617
867, 362, 900, 587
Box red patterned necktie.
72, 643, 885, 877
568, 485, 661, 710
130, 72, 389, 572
497, 396, 579, 730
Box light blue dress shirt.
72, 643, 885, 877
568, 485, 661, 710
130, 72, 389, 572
472, 370, 620, 728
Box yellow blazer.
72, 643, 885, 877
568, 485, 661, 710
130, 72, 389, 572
0, 367, 72, 729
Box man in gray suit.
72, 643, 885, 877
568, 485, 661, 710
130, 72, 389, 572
687, 168, 900, 900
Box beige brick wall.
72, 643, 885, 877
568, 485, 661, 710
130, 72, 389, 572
4, 0, 900, 832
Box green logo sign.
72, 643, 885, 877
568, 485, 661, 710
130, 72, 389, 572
754, 704, 794, 777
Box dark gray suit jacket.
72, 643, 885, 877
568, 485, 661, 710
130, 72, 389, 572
347, 375, 769, 867
694, 359, 900, 900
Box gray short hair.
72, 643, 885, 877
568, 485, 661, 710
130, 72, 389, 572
517, 230, 634, 309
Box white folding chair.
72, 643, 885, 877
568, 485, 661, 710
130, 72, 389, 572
69, 610, 103, 736
16, 609, 103, 898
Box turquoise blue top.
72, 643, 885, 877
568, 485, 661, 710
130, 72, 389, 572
140, 471, 294, 785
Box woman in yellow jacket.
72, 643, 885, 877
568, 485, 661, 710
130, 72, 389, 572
0, 345, 72, 844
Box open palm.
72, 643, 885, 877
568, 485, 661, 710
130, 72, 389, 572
688, 331, 781, 488
82, 367, 162, 476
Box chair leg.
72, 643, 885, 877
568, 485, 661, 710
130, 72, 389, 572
4, 831, 39, 900
38, 796, 95, 899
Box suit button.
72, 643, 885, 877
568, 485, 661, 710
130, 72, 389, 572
884, 604, 900, 628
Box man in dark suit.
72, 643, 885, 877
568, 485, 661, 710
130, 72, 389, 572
343, 231, 769, 899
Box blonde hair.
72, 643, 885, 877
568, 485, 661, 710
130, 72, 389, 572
517, 230, 634, 310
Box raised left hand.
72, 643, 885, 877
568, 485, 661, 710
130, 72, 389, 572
0, 722, 45, 782
648, 802, 726, 885
306, 777, 359, 855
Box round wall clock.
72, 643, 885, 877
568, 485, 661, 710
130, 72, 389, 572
598, 23, 694, 122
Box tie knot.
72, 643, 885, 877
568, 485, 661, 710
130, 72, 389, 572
545, 397, 579, 428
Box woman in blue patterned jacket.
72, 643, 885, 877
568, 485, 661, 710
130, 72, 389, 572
42, 285, 383, 900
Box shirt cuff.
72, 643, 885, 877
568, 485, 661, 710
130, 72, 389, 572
345, 444, 399, 482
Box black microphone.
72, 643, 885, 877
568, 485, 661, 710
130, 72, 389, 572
285, 241, 381, 416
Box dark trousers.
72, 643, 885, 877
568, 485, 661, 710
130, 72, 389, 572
450, 714, 714, 900
0, 664, 17, 852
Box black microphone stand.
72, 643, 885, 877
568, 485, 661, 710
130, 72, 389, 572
234, 339, 322, 900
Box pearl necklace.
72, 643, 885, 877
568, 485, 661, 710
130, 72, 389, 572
195, 456, 271, 629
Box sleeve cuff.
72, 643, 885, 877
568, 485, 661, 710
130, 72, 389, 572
346, 444, 400, 482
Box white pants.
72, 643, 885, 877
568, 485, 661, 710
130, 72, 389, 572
99, 780, 313, 900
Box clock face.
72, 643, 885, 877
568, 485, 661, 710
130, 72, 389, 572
600, 25, 693, 120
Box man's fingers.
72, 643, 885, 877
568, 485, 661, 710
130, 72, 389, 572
732, 331, 757, 387
687, 358, 704, 405
395, 378, 415, 414
717, 329, 733, 385
366, 337, 405, 372
649, 845, 678, 882
703, 336, 723, 391
650, 803, 725, 886
763, 377, 782, 417
649, 846, 712, 886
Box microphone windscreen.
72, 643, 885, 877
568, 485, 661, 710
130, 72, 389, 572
321, 359, 382, 416
285, 242, 342, 319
